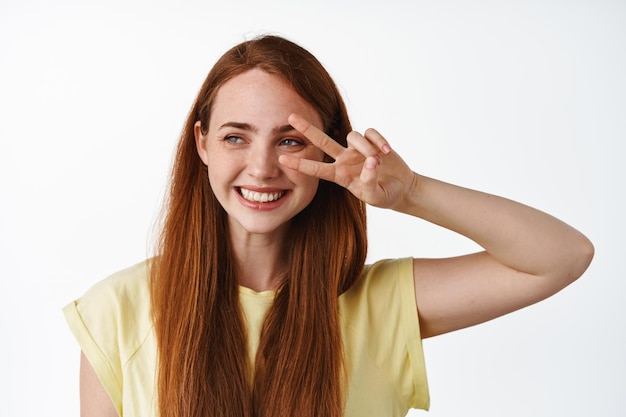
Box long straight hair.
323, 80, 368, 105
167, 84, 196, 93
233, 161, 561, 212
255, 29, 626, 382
150, 35, 367, 417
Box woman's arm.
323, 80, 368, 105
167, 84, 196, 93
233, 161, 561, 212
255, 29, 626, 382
80, 352, 119, 417
282, 114, 594, 338
402, 175, 594, 338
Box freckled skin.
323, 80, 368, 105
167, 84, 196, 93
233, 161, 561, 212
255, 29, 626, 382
195, 69, 325, 241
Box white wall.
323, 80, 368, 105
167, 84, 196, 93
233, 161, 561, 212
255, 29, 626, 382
1, 0, 623, 415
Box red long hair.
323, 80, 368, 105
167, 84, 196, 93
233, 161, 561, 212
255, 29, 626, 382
150, 35, 367, 417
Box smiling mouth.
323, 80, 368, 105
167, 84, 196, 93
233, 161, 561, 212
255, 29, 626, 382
239, 188, 286, 203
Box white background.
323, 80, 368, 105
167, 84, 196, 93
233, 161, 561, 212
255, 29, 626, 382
1, 0, 624, 416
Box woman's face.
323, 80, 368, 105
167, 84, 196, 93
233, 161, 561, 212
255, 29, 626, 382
195, 69, 325, 240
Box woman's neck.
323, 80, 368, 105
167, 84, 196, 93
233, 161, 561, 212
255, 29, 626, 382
229, 228, 288, 292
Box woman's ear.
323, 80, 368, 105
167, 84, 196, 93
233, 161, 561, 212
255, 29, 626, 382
194, 120, 209, 165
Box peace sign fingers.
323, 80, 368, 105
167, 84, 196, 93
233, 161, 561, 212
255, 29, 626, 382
281, 113, 415, 209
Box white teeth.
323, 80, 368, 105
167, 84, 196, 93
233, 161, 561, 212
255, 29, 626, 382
240, 188, 285, 203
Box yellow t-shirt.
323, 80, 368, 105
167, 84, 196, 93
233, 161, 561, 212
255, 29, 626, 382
64, 258, 429, 416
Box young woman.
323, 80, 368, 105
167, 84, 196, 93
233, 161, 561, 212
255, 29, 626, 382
64, 35, 594, 417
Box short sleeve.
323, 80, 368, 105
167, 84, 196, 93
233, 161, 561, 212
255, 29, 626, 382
63, 261, 152, 416
340, 257, 430, 412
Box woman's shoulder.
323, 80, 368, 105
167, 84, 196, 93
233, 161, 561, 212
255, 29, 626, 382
64, 259, 153, 344
344, 257, 414, 300
339, 257, 415, 324
339, 257, 430, 411
63, 260, 156, 415
85, 259, 151, 299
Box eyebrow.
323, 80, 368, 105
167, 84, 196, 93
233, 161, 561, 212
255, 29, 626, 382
218, 122, 297, 134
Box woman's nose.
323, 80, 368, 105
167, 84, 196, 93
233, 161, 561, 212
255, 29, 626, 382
247, 145, 279, 179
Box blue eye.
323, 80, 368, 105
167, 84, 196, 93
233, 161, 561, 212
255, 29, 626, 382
280, 138, 304, 147
224, 135, 245, 144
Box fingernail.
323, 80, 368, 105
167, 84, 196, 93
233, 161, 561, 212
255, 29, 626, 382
382, 144, 391, 154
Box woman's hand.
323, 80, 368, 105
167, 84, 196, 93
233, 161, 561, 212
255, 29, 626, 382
279, 113, 417, 210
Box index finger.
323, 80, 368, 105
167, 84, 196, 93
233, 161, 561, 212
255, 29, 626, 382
288, 113, 345, 159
